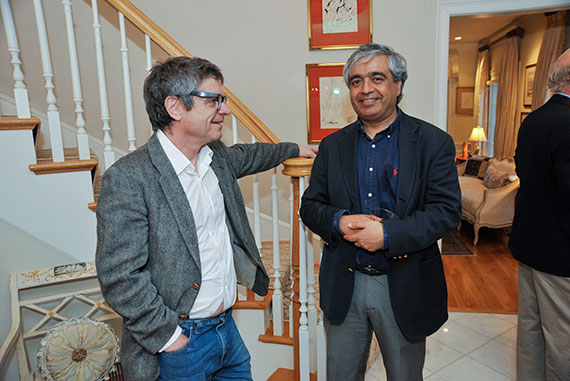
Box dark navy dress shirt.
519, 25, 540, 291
332, 109, 401, 273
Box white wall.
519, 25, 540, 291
130, 0, 440, 143
0, 218, 77, 381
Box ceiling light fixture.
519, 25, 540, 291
454, 36, 462, 41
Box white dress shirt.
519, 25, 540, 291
157, 130, 236, 351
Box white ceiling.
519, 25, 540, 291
449, 14, 519, 44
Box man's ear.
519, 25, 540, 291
396, 81, 402, 97
164, 96, 183, 121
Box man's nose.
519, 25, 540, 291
361, 78, 373, 93
218, 102, 231, 115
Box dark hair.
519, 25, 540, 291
143, 56, 224, 131
343, 43, 408, 104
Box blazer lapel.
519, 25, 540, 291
396, 113, 419, 217
147, 134, 202, 269
339, 123, 361, 213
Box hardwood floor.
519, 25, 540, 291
443, 223, 518, 314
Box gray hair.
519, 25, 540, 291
547, 48, 570, 92
343, 43, 408, 104
143, 56, 224, 131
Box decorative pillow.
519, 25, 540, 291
464, 157, 489, 177
477, 159, 490, 179
483, 166, 508, 189
37, 317, 119, 381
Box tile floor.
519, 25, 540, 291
365, 312, 518, 381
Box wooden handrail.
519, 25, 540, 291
103, 0, 279, 144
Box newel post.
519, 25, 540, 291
282, 157, 313, 381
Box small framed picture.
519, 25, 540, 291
456, 87, 474, 115
308, 0, 372, 50
306, 63, 357, 143
524, 64, 536, 107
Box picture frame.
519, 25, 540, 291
524, 64, 536, 107
456, 87, 475, 115
520, 111, 530, 123
308, 0, 372, 50
306, 63, 357, 143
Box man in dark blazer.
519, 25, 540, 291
300, 43, 461, 381
509, 48, 570, 381
96, 57, 316, 380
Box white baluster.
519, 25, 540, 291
298, 176, 310, 380
307, 231, 317, 372
251, 135, 261, 249
145, 35, 152, 134
271, 169, 283, 336
33, 0, 64, 162
145, 34, 152, 73
289, 182, 294, 337
0, 0, 31, 118
317, 315, 327, 381
119, 12, 136, 152
232, 114, 238, 145
61, 0, 89, 160
91, 0, 115, 169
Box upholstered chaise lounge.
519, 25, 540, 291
457, 157, 520, 245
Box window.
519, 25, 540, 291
486, 83, 498, 157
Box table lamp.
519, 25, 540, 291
468, 126, 487, 155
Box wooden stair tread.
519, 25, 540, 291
35, 147, 96, 163
30, 148, 97, 175
0, 117, 41, 130
268, 368, 317, 380
258, 321, 293, 346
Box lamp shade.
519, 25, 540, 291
468, 126, 488, 142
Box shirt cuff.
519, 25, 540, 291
382, 222, 389, 250
332, 209, 350, 239
159, 325, 182, 353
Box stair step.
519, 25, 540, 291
89, 171, 103, 212
30, 147, 97, 175
258, 321, 293, 346
0, 117, 41, 131
267, 368, 317, 380
0, 117, 41, 143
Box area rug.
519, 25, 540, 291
442, 230, 474, 256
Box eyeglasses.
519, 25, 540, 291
189, 91, 227, 110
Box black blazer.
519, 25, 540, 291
509, 94, 570, 277
300, 112, 461, 339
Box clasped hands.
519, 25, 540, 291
340, 214, 384, 252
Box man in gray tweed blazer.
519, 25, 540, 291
96, 56, 316, 380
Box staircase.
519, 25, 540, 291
0, 0, 321, 380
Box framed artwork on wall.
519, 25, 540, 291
456, 87, 474, 115
523, 64, 536, 107
307, 0, 372, 50
306, 63, 357, 143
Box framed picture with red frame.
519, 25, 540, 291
308, 0, 372, 50
306, 63, 357, 144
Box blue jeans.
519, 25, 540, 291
158, 309, 252, 380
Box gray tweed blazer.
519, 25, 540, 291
96, 133, 298, 380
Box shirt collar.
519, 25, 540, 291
157, 129, 213, 176
357, 107, 402, 138
556, 92, 570, 100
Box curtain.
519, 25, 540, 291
531, 11, 567, 110
494, 37, 519, 158
473, 50, 489, 154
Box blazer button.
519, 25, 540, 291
348, 267, 354, 272
178, 314, 187, 320
403, 254, 408, 259
193, 283, 199, 290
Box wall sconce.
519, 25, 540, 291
468, 126, 487, 155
